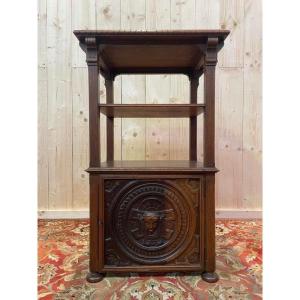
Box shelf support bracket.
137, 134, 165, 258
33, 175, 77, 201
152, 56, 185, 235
86, 37, 100, 167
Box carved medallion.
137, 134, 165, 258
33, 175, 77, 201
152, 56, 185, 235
109, 181, 196, 264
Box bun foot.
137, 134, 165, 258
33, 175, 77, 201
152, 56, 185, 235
86, 272, 104, 283
201, 271, 219, 283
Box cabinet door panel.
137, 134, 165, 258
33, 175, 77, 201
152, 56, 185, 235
103, 178, 203, 268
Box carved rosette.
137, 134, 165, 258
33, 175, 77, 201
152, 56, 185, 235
108, 181, 196, 264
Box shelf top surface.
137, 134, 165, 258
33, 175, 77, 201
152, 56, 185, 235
87, 160, 218, 174
73, 30, 229, 75
73, 29, 230, 39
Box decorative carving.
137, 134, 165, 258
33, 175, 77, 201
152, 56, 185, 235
85, 37, 98, 65
104, 180, 201, 266
104, 180, 120, 193
205, 37, 219, 67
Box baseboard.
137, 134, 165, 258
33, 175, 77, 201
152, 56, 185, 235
216, 210, 262, 219
38, 209, 262, 220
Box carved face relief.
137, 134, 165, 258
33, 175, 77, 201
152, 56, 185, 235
143, 212, 159, 234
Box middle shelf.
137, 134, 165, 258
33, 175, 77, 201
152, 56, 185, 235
99, 104, 205, 118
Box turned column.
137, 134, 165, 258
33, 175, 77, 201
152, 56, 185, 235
189, 73, 200, 161
202, 37, 219, 283
105, 78, 114, 161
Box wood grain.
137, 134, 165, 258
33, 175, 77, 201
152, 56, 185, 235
219, 0, 244, 67
46, 0, 73, 210
145, 0, 170, 161
242, 0, 262, 209
215, 68, 243, 209
38, 67, 48, 210
71, 68, 89, 209
71, 0, 96, 209
169, 0, 195, 160
71, 0, 96, 68
121, 0, 146, 160
38, 0, 262, 213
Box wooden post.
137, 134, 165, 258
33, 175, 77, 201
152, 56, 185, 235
189, 74, 199, 161
202, 37, 219, 283
105, 78, 114, 161
85, 37, 104, 283
203, 38, 218, 168
86, 37, 100, 167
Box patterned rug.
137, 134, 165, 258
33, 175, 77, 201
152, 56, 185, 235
38, 220, 262, 299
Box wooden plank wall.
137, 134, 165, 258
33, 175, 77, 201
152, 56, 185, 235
38, 0, 262, 212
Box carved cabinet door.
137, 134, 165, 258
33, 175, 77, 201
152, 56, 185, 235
103, 178, 204, 269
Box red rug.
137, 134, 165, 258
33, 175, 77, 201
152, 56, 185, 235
38, 220, 262, 299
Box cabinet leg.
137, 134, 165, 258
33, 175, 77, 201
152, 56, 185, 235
86, 271, 104, 283
201, 271, 219, 283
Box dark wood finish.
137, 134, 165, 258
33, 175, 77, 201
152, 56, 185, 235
201, 271, 219, 283
105, 79, 114, 161
73, 30, 229, 283
86, 37, 100, 167
88, 174, 101, 276
74, 30, 229, 78
86, 160, 218, 174
99, 104, 204, 118
189, 74, 200, 161
103, 178, 202, 267
203, 37, 218, 168
86, 272, 104, 283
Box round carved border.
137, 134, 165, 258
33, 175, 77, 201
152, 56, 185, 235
110, 181, 195, 264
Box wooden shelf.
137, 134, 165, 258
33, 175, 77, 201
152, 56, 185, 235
86, 160, 218, 174
99, 104, 204, 118
74, 30, 229, 76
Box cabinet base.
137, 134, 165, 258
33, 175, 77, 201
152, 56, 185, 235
201, 271, 219, 283
86, 272, 104, 283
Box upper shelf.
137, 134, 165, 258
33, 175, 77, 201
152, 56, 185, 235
73, 30, 230, 76
99, 104, 204, 118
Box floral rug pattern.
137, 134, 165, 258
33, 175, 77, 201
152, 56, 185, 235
38, 220, 262, 299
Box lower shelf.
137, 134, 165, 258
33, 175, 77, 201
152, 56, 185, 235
86, 160, 218, 174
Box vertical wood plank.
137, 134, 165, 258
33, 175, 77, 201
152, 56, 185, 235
215, 68, 243, 209
170, 0, 195, 160
219, 0, 244, 67
242, 0, 262, 209
38, 0, 47, 68
195, 0, 220, 162
38, 0, 48, 209
38, 67, 48, 210
195, 0, 220, 29
71, 68, 89, 210
145, 0, 170, 160
96, 0, 121, 30
121, 0, 146, 160
47, 0, 73, 210
97, 0, 121, 161
145, 75, 170, 160
71, 0, 96, 68
71, 0, 96, 210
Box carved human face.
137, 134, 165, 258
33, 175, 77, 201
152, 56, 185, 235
143, 213, 159, 233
